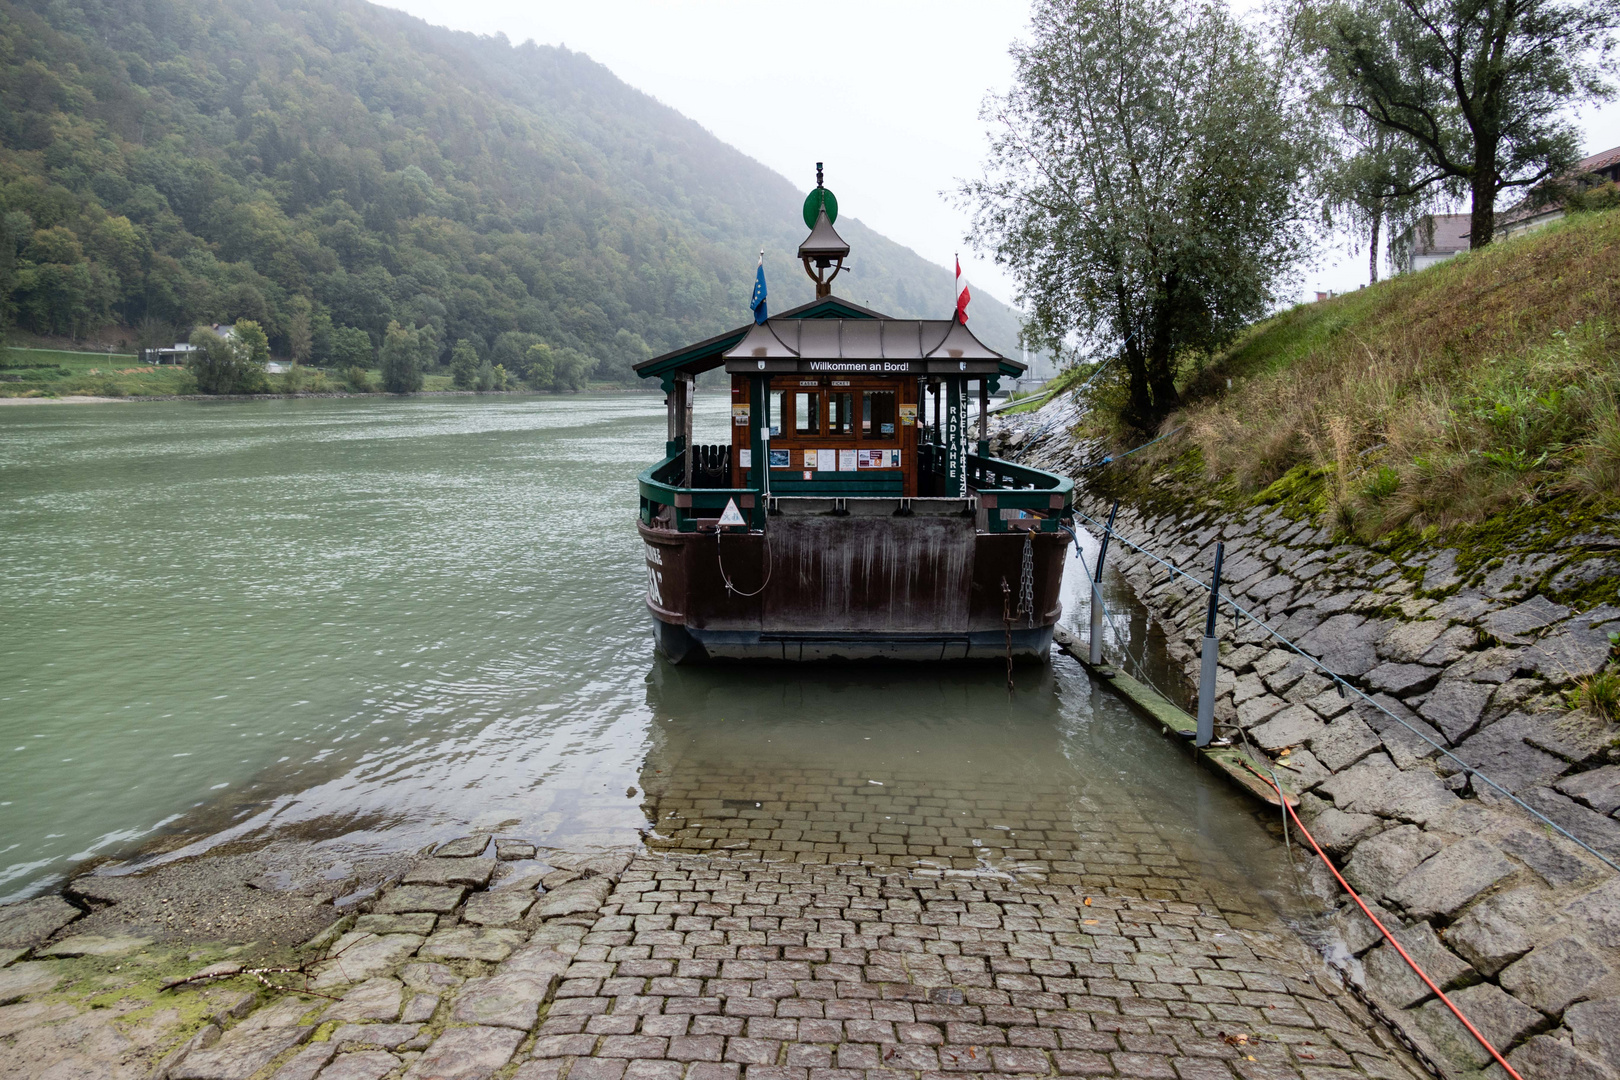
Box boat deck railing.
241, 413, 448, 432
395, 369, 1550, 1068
639, 442, 1072, 533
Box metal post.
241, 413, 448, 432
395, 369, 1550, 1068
760, 378, 772, 500
748, 374, 767, 527
680, 375, 694, 488
1088, 500, 1119, 665
1196, 541, 1225, 747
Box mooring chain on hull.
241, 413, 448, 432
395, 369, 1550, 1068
1018, 530, 1035, 629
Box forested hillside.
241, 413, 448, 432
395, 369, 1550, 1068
0, 0, 1027, 385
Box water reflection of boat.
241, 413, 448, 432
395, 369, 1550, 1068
632, 170, 1073, 663
636, 659, 1079, 873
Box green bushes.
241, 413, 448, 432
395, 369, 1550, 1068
187, 320, 269, 395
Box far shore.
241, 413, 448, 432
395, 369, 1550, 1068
0, 387, 657, 406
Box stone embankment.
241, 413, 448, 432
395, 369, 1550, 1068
996, 411, 1620, 1078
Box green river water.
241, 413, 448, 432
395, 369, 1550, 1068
0, 395, 1301, 914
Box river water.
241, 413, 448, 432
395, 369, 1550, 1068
0, 395, 1305, 920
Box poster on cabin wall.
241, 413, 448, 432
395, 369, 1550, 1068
856, 450, 901, 469
838, 449, 857, 472
769, 449, 791, 468
899, 405, 917, 426
732, 405, 750, 427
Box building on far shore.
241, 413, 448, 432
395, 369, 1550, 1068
1392, 144, 1620, 274
1391, 213, 1473, 274
140, 324, 239, 366
1498, 145, 1620, 239
140, 342, 195, 365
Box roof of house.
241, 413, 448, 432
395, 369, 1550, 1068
1575, 145, 1620, 176
1405, 213, 1473, 256
1499, 143, 1620, 227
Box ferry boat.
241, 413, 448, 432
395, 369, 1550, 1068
633, 173, 1074, 663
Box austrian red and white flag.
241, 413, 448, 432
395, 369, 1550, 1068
955, 255, 971, 324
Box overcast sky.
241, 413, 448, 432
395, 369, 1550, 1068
389, 0, 1618, 310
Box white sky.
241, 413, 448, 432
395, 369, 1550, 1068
388, 0, 1619, 307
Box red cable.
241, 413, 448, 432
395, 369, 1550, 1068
1258, 772, 1525, 1080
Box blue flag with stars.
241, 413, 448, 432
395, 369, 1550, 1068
751, 255, 768, 324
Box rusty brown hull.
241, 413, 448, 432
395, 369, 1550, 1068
639, 515, 1067, 663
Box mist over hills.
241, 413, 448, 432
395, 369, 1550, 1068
0, 0, 1028, 382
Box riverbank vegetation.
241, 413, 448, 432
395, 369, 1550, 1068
1149, 207, 1620, 539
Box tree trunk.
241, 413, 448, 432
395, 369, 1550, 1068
1469, 143, 1498, 248
1121, 339, 1155, 432
1146, 335, 1179, 420
1368, 199, 1382, 284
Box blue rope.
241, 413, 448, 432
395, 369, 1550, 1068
1096, 426, 1184, 467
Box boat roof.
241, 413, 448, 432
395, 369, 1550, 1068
636, 296, 1025, 387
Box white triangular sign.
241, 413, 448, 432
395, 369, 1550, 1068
717, 498, 746, 528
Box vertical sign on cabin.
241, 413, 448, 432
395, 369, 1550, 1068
945, 377, 966, 497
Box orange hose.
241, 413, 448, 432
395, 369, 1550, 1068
1260, 773, 1525, 1080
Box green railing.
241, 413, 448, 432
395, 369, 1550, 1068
638, 447, 758, 532
640, 444, 1073, 534
917, 443, 1074, 533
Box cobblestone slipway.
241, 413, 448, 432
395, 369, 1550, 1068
0, 746, 1432, 1080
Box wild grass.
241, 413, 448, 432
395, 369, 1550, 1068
1159, 207, 1620, 539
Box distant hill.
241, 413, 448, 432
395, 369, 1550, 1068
0, 0, 1029, 384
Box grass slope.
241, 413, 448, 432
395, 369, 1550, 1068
1148, 208, 1620, 540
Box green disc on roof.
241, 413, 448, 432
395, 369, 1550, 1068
802, 187, 838, 229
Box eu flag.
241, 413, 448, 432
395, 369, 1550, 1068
751, 255, 768, 324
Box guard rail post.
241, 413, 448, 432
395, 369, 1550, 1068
1088, 500, 1120, 666
1195, 541, 1224, 747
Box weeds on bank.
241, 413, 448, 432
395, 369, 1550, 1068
1567, 633, 1620, 722
1140, 208, 1620, 540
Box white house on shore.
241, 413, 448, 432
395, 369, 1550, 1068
1392, 144, 1620, 274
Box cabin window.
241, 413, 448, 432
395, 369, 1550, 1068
862, 391, 897, 440
829, 392, 855, 436
767, 390, 785, 437
794, 392, 820, 435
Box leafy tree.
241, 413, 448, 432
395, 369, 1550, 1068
965, 0, 1313, 430
553, 346, 598, 392
524, 342, 556, 389
233, 319, 271, 366
0, 211, 32, 332
1318, 112, 1432, 282
329, 325, 374, 369
1308, 0, 1620, 247
379, 319, 424, 394
188, 326, 268, 394
474, 359, 496, 391
287, 296, 314, 364
450, 338, 481, 389
492, 332, 544, 378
